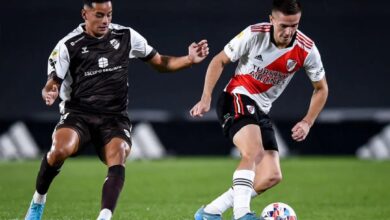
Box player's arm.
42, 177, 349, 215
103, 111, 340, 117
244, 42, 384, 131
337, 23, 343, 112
190, 50, 231, 117
147, 40, 209, 72
42, 73, 62, 106
43, 38, 69, 106
291, 77, 328, 141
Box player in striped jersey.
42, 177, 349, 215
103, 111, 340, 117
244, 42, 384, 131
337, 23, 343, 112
191, 0, 328, 219
24, 0, 209, 220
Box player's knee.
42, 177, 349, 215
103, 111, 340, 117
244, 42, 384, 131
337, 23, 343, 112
254, 171, 282, 192
272, 172, 283, 185
48, 142, 74, 164
116, 142, 129, 159
267, 171, 282, 188
105, 140, 130, 165
47, 148, 68, 165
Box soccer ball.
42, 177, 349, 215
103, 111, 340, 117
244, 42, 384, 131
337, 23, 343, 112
260, 202, 297, 220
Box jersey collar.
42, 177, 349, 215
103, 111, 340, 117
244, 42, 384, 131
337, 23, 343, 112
79, 23, 110, 40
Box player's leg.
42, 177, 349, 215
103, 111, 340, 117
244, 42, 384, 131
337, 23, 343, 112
252, 115, 282, 196
231, 124, 262, 220
25, 127, 80, 220
198, 124, 262, 220
253, 150, 282, 195
97, 137, 130, 220
196, 93, 261, 220
197, 152, 275, 218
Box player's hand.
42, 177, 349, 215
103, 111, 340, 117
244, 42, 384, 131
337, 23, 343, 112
188, 39, 209, 64
291, 120, 311, 142
42, 84, 59, 106
190, 96, 211, 117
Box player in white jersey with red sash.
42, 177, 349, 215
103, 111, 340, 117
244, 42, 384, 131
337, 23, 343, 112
191, 0, 328, 219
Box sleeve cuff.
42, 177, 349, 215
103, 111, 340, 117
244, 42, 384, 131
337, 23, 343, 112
139, 49, 157, 62
48, 72, 63, 84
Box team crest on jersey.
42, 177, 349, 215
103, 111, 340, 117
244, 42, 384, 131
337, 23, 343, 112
286, 59, 298, 72
110, 39, 120, 50
246, 105, 255, 114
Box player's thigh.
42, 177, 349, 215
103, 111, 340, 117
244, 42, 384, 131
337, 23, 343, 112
103, 137, 130, 166
232, 124, 263, 158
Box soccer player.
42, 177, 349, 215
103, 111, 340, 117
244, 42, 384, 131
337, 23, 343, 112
24, 0, 209, 219
190, 0, 328, 219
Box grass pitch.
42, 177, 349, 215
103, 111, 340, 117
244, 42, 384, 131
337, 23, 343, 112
1, 157, 390, 219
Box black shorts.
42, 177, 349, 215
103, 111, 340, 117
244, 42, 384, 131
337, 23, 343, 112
216, 92, 278, 151
55, 110, 132, 160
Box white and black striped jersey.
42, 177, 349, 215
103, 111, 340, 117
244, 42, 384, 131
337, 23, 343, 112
47, 23, 156, 115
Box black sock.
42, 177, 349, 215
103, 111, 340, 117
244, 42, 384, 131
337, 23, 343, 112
101, 165, 125, 213
35, 153, 62, 195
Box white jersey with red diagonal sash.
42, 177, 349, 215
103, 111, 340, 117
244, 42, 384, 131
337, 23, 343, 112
223, 22, 325, 114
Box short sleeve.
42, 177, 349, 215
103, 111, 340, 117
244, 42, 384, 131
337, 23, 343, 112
304, 44, 325, 82
223, 26, 253, 62
129, 28, 156, 61
47, 41, 70, 80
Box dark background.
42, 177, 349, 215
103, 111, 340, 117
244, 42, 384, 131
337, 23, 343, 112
1, 0, 389, 155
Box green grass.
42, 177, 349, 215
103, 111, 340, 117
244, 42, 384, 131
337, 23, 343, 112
1, 157, 390, 219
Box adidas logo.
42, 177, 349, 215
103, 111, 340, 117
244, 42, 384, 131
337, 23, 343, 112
254, 54, 263, 61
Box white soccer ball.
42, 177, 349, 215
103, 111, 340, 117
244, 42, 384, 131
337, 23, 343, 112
260, 202, 297, 220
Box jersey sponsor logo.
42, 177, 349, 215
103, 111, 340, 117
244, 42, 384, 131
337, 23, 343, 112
81, 46, 89, 54
286, 59, 298, 72
84, 65, 123, 77
98, 57, 109, 68
70, 36, 85, 46
246, 105, 255, 114
250, 65, 290, 85
110, 39, 120, 50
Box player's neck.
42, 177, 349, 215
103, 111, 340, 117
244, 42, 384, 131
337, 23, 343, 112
82, 25, 107, 39
85, 30, 106, 39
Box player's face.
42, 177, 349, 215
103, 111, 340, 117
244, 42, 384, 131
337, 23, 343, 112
270, 11, 301, 48
82, 2, 113, 38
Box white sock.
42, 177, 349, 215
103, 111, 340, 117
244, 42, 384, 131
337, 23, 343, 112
33, 191, 46, 204
232, 170, 255, 219
204, 185, 259, 215
97, 208, 112, 220
204, 188, 234, 215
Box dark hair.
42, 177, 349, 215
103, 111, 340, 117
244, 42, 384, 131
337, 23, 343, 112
272, 0, 301, 15
83, 0, 111, 7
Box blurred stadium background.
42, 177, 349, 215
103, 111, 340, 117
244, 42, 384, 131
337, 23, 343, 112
1, 0, 390, 159
1, 0, 390, 219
